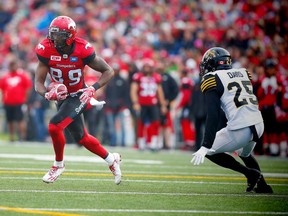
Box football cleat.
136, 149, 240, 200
42, 165, 65, 183
109, 153, 122, 185
246, 169, 261, 192
254, 184, 273, 193
254, 175, 273, 193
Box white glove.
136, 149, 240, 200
191, 147, 215, 165
90, 98, 106, 110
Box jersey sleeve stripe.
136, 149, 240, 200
201, 77, 216, 92
245, 70, 252, 81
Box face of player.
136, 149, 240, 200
49, 31, 69, 49
142, 65, 153, 75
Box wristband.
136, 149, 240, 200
92, 82, 101, 90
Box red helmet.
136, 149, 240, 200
48, 16, 77, 49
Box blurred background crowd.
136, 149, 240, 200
0, 0, 287, 157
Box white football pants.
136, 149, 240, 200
207, 122, 264, 157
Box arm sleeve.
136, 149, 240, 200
201, 89, 221, 149
200, 74, 224, 149
83, 52, 96, 65
36, 54, 49, 66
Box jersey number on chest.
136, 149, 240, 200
50, 67, 82, 86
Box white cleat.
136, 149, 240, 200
42, 165, 65, 183
109, 153, 122, 185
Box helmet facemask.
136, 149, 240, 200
48, 27, 71, 49
199, 47, 232, 77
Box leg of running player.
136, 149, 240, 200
206, 126, 262, 192
67, 116, 122, 184
238, 142, 273, 193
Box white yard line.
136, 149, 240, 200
0, 153, 163, 164
0, 176, 287, 187
0, 189, 287, 198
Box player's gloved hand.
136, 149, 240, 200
191, 147, 215, 165
78, 86, 95, 103
45, 84, 68, 101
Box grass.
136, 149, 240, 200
0, 141, 287, 216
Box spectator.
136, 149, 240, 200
0, 60, 32, 141
256, 59, 280, 155
275, 69, 288, 157
190, 77, 207, 151
104, 62, 130, 147
156, 61, 179, 149
177, 69, 195, 151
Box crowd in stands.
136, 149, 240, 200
0, 0, 287, 156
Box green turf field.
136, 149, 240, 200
0, 142, 287, 216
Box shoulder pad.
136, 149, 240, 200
153, 73, 162, 82
201, 74, 216, 93
35, 39, 51, 57
74, 37, 95, 57
132, 72, 142, 81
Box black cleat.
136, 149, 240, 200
254, 175, 273, 193
246, 169, 261, 192
254, 184, 273, 193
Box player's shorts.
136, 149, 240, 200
4, 104, 24, 122
140, 105, 160, 123
207, 122, 264, 157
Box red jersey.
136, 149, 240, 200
280, 75, 288, 110
132, 72, 162, 105
35, 37, 95, 94
0, 70, 32, 105
177, 76, 193, 108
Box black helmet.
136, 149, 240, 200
199, 47, 232, 77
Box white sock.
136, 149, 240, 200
138, 137, 146, 150
105, 153, 115, 166
54, 161, 64, 167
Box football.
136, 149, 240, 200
47, 82, 67, 93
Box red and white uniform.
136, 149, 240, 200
35, 37, 95, 93
132, 72, 162, 105
0, 70, 32, 105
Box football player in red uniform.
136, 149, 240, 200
34, 16, 122, 184
130, 59, 167, 150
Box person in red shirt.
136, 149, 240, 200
177, 69, 195, 150
34, 16, 122, 184
0, 60, 32, 142
130, 59, 167, 151
275, 71, 288, 157
257, 59, 281, 155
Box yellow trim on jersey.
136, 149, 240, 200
201, 76, 216, 92
246, 70, 252, 81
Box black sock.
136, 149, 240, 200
240, 155, 268, 186
206, 153, 250, 177
239, 155, 261, 171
